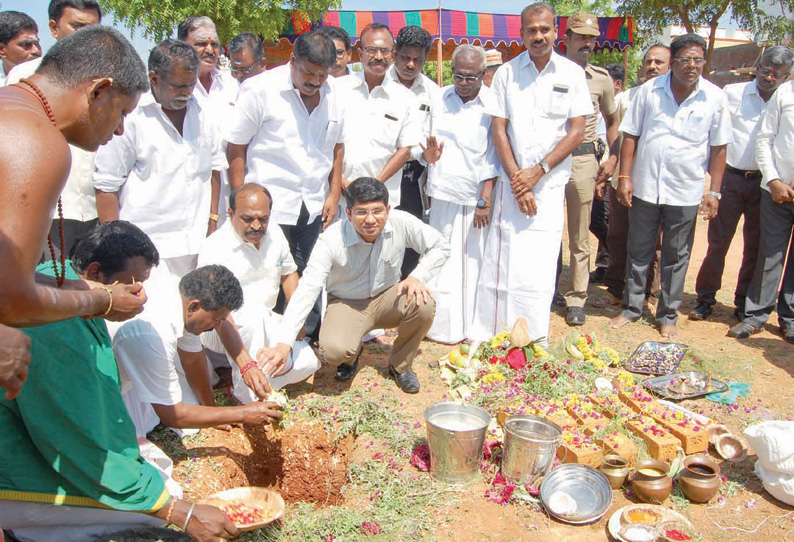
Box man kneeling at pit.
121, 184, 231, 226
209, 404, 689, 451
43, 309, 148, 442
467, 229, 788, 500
198, 183, 320, 404
112, 264, 282, 438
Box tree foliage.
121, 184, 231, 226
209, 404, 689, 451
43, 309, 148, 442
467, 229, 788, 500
99, 0, 341, 44
614, 0, 794, 74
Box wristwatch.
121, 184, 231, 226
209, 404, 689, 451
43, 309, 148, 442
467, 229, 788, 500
539, 160, 551, 174
707, 191, 722, 201
476, 198, 489, 209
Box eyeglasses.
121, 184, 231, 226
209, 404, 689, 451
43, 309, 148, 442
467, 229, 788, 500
757, 66, 788, 81
231, 63, 258, 76
362, 46, 393, 56
672, 57, 706, 66
452, 73, 483, 83
351, 208, 387, 218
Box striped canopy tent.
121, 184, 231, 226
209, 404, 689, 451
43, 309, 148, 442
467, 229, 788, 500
263, 9, 633, 66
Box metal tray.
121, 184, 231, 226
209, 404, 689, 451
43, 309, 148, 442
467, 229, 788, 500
608, 504, 693, 542
540, 464, 613, 524
625, 341, 688, 375
643, 371, 728, 400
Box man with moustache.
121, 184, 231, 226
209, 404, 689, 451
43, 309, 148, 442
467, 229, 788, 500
227, 30, 343, 340
594, 44, 670, 312
95, 40, 225, 279
557, 13, 618, 326
387, 25, 441, 276
611, 34, 731, 339
730, 51, 794, 341
339, 23, 422, 225
0, 27, 149, 396
198, 184, 320, 403
0, 11, 41, 85
471, 3, 592, 344
691, 47, 793, 322
228, 32, 267, 84
317, 25, 352, 78
424, 45, 498, 344
6, 0, 102, 262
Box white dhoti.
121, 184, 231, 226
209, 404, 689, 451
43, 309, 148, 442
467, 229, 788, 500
0, 501, 165, 542
427, 199, 489, 344
202, 309, 320, 404
471, 178, 565, 345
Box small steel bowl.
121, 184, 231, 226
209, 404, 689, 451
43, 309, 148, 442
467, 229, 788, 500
540, 464, 613, 524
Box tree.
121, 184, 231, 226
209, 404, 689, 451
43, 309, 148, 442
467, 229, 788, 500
99, 0, 341, 44
614, 0, 794, 76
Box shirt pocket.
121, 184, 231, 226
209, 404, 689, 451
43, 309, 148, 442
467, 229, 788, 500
547, 86, 571, 118
322, 119, 342, 154
372, 110, 403, 149
680, 111, 709, 144
194, 133, 215, 178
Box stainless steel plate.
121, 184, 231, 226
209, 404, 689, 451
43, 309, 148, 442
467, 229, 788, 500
625, 341, 688, 375
643, 371, 728, 400
540, 464, 613, 524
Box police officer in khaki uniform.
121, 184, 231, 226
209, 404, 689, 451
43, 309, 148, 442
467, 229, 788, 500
559, 12, 619, 325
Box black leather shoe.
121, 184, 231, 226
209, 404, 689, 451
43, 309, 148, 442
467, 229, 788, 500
589, 267, 606, 284
553, 291, 566, 307
689, 301, 712, 321
566, 307, 586, 326
389, 366, 420, 394
334, 359, 359, 381
780, 324, 794, 344
728, 322, 759, 339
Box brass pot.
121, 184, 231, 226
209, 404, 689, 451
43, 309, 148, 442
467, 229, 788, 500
678, 456, 720, 503
631, 460, 673, 504
599, 454, 629, 489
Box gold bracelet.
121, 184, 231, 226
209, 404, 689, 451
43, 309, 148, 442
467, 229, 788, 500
209, 213, 220, 222
101, 285, 113, 316
165, 498, 177, 524
617, 175, 631, 179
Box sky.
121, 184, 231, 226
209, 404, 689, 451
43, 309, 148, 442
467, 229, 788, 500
1, 0, 736, 57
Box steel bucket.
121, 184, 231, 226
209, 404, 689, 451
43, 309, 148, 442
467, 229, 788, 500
501, 415, 562, 487
424, 402, 491, 485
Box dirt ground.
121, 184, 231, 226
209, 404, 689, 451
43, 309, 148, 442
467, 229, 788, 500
166, 216, 794, 541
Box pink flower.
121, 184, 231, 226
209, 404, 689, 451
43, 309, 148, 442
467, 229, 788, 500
324, 535, 334, 542
410, 444, 431, 472
361, 521, 382, 535
506, 348, 528, 370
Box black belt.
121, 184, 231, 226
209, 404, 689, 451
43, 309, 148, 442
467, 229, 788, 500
572, 142, 596, 157
726, 164, 761, 179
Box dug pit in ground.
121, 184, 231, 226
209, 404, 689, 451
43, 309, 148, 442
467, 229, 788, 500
162, 422, 355, 505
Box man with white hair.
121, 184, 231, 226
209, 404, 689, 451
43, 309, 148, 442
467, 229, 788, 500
425, 44, 498, 343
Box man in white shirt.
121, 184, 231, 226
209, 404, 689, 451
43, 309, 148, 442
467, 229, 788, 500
113, 265, 283, 439
388, 25, 442, 277
94, 40, 225, 279
596, 45, 670, 311
691, 47, 793, 322
228, 31, 267, 84
611, 34, 731, 339
227, 30, 343, 339
424, 45, 498, 344
198, 184, 320, 403
0, 11, 41, 86
730, 66, 794, 342
258, 178, 450, 393
5, 0, 102, 261
471, 2, 592, 344
338, 23, 423, 211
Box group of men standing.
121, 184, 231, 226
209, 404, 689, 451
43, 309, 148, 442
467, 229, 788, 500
2, 1, 794, 541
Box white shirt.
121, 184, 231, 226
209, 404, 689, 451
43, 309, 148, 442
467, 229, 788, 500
338, 71, 423, 204
386, 66, 442, 163
225, 65, 344, 226
94, 92, 227, 259
197, 221, 298, 321
274, 209, 450, 344
112, 270, 203, 411
757, 80, 794, 191
192, 67, 239, 118
426, 85, 499, 205
489, 51, 593, 194
620, 73, 732, 206
6, 57, 98, 221
725, 81, 767, 171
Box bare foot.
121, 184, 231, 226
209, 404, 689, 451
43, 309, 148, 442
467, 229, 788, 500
660, 324, 680, 339
610, 315, 632, 329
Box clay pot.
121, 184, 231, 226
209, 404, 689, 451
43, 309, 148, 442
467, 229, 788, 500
600, 454, 630, 489
678, 456, 720, 503
631, 460, 673, 504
